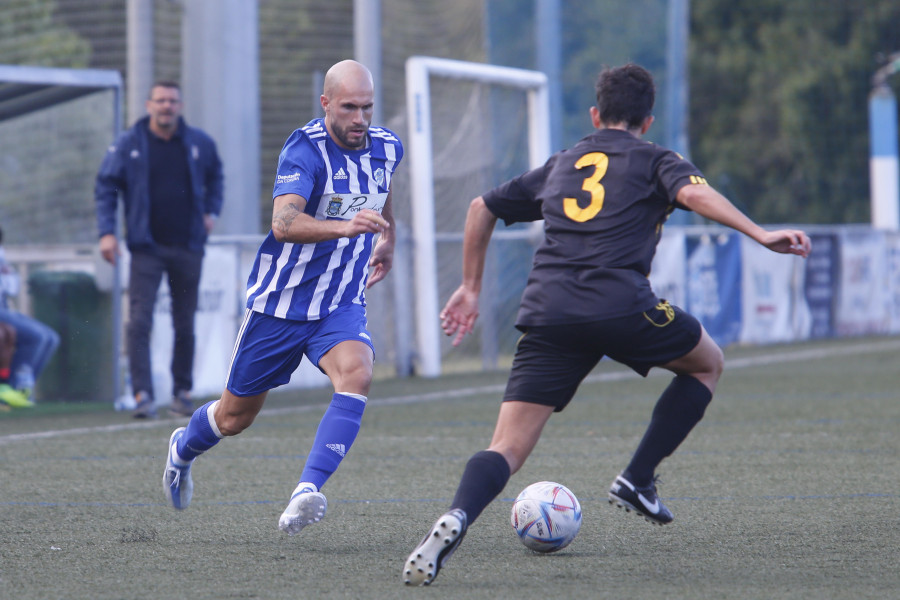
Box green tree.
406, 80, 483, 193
689, 0, 900, 224
0, 0, 90, 67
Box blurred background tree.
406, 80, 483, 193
689, 0, 900, 224
488, 0, 900, 224
2, 0, 899, 225
0, 0, 90, 67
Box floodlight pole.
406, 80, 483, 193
869, 52, 900, 231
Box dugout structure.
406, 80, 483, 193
0, 64, 123, 401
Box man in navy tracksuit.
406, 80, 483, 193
95, 81, 223, 419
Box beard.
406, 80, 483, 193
331, 122, 369, 150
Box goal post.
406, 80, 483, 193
405, 56, 551, 377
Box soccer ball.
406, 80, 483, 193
510, 481, 582, 553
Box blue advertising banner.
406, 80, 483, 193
686, 233, 742, 346
836, 230, 890, 335
739, 238, 810, 344
804, 232, 838, 339
886, 232, 900, 333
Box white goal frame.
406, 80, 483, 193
405, 56, 551, 377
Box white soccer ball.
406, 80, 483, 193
510, 481, 582, 553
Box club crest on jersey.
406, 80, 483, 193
326, 195, 344, 217
374, 168, 385, 187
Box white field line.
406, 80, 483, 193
2, 338, 899, 445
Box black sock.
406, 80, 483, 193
450, 450, 511, 525
624, 374, 712, 488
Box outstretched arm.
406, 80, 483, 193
440, 196, 498, 346
676, 183, 811, 257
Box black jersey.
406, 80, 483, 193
483, 128, 706, 327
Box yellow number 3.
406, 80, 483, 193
563, 152, 609, 222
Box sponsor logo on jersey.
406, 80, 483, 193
333, 167, 348, 180
317, 192, 388, 220
276, 172, 301, 185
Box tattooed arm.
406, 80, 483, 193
271, 193, 389, 244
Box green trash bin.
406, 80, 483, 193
28, 271, 113, 402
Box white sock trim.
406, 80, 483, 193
207, 400, 224, 439
292, 481, 319, 497
171, 446, 191, 467
336, 392, 367, 403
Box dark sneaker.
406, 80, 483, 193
133, 391, 157, 419
168, 392, 194, 417
162, 427, 193, 510
403, 509, 468, 586
608, 474, 673, 525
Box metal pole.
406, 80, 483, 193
665, 0, 692, 226
869, 53, 900, 231
869, 85, 900, 230
536, 0, 562, 152
405, 59, 440, 377
181, 0, 261, 235
126, 0, 153, 125
666, 0, 690, 158
112, 78, 124, 405
354, 0, 382, 126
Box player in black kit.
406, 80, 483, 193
402, 63, 811, 586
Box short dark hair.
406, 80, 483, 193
148, 80, 181, 98
594, 63, 655, 129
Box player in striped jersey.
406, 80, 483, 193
162, 60, 403, 536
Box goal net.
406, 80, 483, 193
404, 57, 550, 377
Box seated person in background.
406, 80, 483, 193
0, 226, 60, 407
0, 321, 30, 408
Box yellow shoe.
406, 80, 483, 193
0, 383, 34, 408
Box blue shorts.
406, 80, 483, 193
225, 304, 374, 397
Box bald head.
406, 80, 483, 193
323, 60, 373, 100
321, 60, 375, 150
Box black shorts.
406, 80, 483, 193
504, 301, 702, 412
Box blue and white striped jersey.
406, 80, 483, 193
245, 118, 403, 321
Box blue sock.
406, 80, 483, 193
299, 393, 366, 491
175, 400, 223, 462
